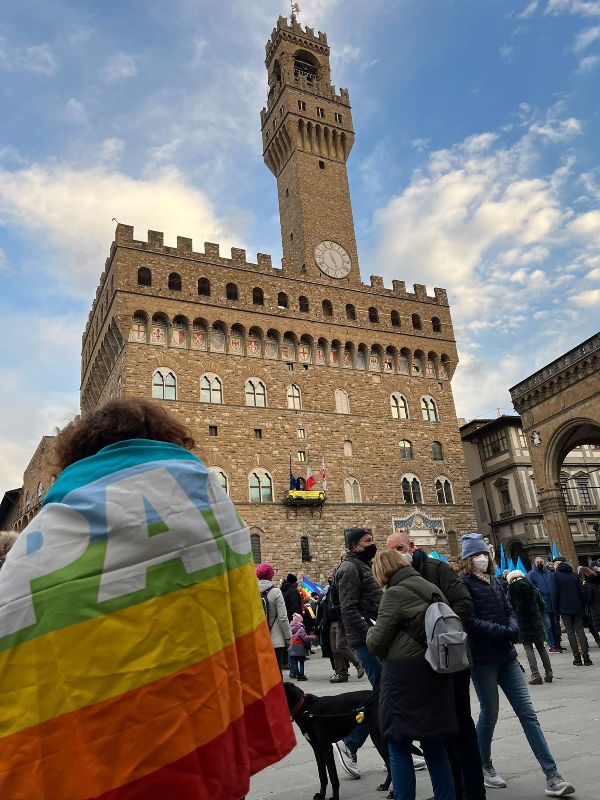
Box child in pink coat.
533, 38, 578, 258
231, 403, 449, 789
288, 612, 315, 680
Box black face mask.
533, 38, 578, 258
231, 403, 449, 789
361, 543, 377, 561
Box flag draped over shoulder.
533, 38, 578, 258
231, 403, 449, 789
0, 439, 294, 800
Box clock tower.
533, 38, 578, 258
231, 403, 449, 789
261, 15, 361, 284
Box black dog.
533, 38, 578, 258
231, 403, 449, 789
283, 681, 392, 800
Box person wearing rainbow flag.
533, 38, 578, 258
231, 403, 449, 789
0, 398, 295, 800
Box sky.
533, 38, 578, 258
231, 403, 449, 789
0, 0, 599, 494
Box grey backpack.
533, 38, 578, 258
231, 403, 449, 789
406, 586, 470, 674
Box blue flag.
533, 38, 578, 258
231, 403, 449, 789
289, 471, 297, 490
551, 540, 560, 559
516, 556, 527, 575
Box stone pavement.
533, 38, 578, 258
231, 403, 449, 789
248, 645, 599, 800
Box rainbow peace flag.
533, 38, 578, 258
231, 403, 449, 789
0, 439, 294, 799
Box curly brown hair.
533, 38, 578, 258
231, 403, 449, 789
55, 398, 195, 469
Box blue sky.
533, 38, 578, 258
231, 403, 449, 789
1, 0, 599, 493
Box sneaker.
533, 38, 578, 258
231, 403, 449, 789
334, 741, 360, 779
573, 655, 583, 666
482, 765, 507, 788
297, 675, 308, 681
548, 647, 561, 654
329, 674, 348, 683
356, 664, 365, 679
583, 653, 593, 666
412, 755, 427, 771
544, 672, 553, 683
529, 675, 543, 685
545, 774, 575, 796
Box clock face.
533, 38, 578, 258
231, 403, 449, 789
314, 240, 351, 278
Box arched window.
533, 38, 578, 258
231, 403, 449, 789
250, 531, 262, 564
152, 369, 176, 400
278, 292, 288, 309
421, 396, 439, 422
287, 384, 302, 410
245, 379, 267, 407
390, 393, 409, 420
344, 439, 353, 457
210, 468, 228, 495
344, 477, 362, 503
432, 316, 442, 333
200, 374, 223, 404
391, 310, 400, 327
399, 440, 413, 460
335, 388, 350, 414
412, 353, 423, 375
412, 313, 421, 330
300, 536, 311, 562
252, 287, 264, 305
368, 306, 379, 323
440, 355, 450, 379
401, 475, 422, 505
137, 266, 151, 286
36, 481, 43, 499
346, 303, 356, 320
436, 478, 454, 505
432, 441, 444, 460
226, 283, 239, 301
249, 471, 273, 503
168, 272, 182, 291
198, 277, 211, 296
25, 491, 30, 511
322, 299, 333, 317
299, 295, 309, 312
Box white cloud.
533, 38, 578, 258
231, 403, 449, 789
0, 162, 241, 297
104, 53, 138, 81
529, 116, 582, 141
499, 44, 515, 61
578, 53, 600, 69
585, 266, 600, 280
65, 98, 87, 124
570, 288, 600, 305
567, 209, 600, 240
518, 0, 540, 17
95, 137, 125, 166
0, 38, 58, 75
545, 0, 600, 16
573, 24, 600, 48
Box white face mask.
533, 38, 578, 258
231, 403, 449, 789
472, 554, 489, 573
402, 551, 413, 566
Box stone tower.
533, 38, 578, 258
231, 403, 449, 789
261, 16, 359, 284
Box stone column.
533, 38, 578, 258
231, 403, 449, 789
538, 488, 578, 566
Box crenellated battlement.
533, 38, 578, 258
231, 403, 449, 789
266, 15, 328, 63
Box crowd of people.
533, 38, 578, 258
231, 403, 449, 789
258, 528, 600, 799
0, 398, 596, 800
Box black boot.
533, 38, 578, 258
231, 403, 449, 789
573, 654, 583, 666
583, 653, 593, 666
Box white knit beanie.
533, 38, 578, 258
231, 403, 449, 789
507, 570, 525, 584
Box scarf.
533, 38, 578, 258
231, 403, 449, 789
473, 569, 492, 585
0, 439, 294, 799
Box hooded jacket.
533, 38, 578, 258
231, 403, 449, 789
336, 550, 383, 648
583, 573, 600, 631
527, 564, 554, 612
507, 577, 546, 643
280, 579, 303, 620
366, 566, 457, 743
550, 562, 585, 616
258, 579, 292, 648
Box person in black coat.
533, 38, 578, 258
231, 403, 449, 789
550, 558, 592, 666
280, 573, 303, 621
459, 534, 575, 797
506, 571, 553, 685
580, 567, 600, 647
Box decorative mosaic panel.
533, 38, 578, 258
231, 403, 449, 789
281, 342, 295, 361
264, 339, 278, 359
298, 345, 311, 363
191, 329, 206, 350
129, 323, 146, 343
369, 354, 380, 371
171, 329, 187, 348
229, 336, 243, 355
211, 332, 226, 353
150, 325, 166, 345
247, 338, 261, 357
315, 347, 325, 365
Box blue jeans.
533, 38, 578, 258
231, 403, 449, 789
343, 644, 382, 754
389, 738, 456, 800
471, 658, 558, 778
542, 612, 557, 648
288, 655, 304, 677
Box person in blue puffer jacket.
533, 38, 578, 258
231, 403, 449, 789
459, 533, 575, 798
528, 557, 560, 652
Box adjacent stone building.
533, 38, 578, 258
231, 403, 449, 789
460, 416, 600, 567
2, 15, 477, 576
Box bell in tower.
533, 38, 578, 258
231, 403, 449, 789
260, 15, 360, 284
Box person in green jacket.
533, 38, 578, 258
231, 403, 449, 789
367, 549, 457, 800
